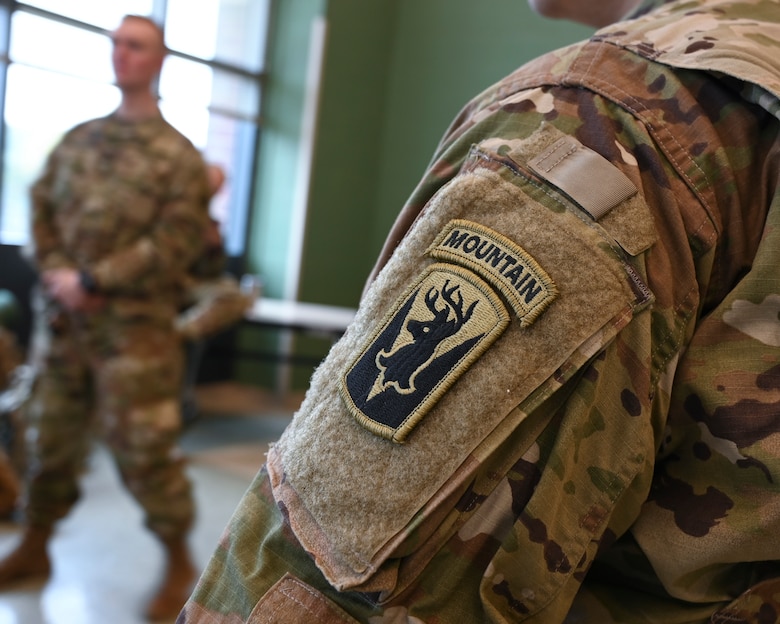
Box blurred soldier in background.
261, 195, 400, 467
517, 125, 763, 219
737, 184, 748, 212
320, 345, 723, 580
0, 15, 210, 621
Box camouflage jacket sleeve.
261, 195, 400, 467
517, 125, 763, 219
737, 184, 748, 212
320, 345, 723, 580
175, 275, 253, 341
0, 328, 21, 392
29, 146, 78, 273
181, 1, 780, 623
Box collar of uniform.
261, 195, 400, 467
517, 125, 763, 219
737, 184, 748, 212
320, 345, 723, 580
103, 111, 166, 142
624, 0, 677, 21
594, 0, 780, 110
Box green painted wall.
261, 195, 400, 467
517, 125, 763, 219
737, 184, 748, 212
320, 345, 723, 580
297, 1, 593, 309
237, 1, 593, 389
248, 0, 326, 298
234, 0, 326, 387
296, 0, 397, 306
371, 2, 594, 261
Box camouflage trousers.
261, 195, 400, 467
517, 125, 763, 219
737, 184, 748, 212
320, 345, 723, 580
20, 305, 194, 538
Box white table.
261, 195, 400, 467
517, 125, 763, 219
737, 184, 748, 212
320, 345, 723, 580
245, 298, 356, 339
235, 298, 357, 381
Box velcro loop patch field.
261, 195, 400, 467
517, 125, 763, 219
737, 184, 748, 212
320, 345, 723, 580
268, 124, 652, 591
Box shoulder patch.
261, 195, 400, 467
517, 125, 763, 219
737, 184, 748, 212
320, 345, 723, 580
340, 263, 510, 443
427, 219, 556, 327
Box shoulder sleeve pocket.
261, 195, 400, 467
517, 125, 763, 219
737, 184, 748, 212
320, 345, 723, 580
267, 124, 656, 598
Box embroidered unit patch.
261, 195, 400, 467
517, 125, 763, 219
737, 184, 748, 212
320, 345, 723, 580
427, 219, 556, 327
340, 263, 510, 443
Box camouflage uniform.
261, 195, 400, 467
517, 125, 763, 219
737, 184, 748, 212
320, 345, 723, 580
176, 218, 254, 425
0, 328, 20, 394
181, 0, 780, 622
24, 112, 209, 539
176, 231, 253, 344
176, 276, 252, 343
0, 321, 22, 518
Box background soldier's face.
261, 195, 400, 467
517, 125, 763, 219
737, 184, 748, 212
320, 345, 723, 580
110, 18, 165, 92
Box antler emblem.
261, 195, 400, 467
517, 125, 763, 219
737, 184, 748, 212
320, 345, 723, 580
341, 264, 510, 442
372, 280, 477, 397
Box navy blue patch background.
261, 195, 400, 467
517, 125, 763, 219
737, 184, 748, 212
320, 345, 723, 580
344, 289, 484, 431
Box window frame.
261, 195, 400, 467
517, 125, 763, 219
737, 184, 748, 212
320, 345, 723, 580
0, 0, 270, 263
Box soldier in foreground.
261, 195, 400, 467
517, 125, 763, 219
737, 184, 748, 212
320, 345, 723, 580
0, 15, 210, 621
181, 0, 780, 621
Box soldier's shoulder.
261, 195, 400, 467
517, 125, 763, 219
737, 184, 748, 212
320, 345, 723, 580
157, 118, 197, 149
151, 119, 204, 165
593, 0, 780, 98
467, 41, 589, 116
56, 115, 110, 146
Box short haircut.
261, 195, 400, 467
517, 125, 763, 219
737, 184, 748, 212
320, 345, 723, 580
119, 14, 166, 53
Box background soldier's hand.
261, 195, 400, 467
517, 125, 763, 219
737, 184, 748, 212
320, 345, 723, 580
42, 268, 106, 313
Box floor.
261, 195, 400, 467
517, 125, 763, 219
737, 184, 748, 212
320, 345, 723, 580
0, 382, 301, 624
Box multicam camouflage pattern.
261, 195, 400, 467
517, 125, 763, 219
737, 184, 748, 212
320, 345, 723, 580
22, 113, 209, 537
0, 328, 20, 393
176, 275, 253, 342
0, 326, 22, 518
181, 0, 780, 622
177, 212, 252, 342
30, 113, 210, 295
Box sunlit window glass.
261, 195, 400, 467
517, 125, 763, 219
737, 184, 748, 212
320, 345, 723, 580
160, 57, 259, 119
160, 100, 211, 151
211, 68, 260, 119
193, 112, 256, 256
10, 12, 113, 81
159, 56, 213, 111
165, 0, 270, 71
1, 65, 119, 244
19, 0, 154, 30
0, 1, 268, 254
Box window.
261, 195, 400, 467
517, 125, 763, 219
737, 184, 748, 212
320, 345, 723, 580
0, 0, 270, 258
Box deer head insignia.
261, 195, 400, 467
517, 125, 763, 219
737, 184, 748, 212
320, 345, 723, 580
341, 264, 510, 442
370, 280, 477, 398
